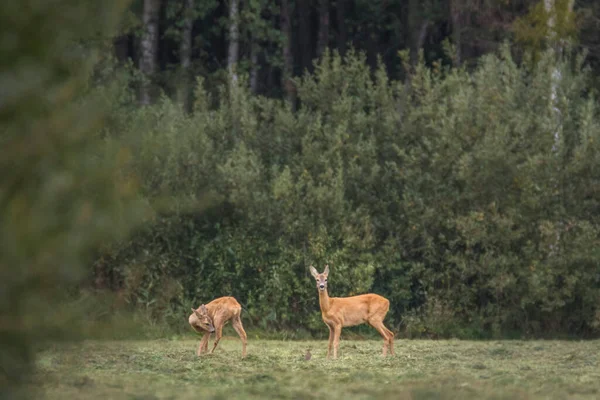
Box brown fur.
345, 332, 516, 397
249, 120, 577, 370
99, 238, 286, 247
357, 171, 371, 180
310, 265, 394, 359
188, 296, 247, 358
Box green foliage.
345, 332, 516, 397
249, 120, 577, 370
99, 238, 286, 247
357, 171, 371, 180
514, 0, 578, 60
94, 45, 600, 339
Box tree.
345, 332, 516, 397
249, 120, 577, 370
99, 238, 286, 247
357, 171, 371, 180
140, 0, 161, 105
281, 0, 295, 106
297, 0, 312, 71
1, 0, 143, 396
336, 0, 347, 56
408, 0, 430, 65
178, 0, 195, 111
228, 0, 240, 89
317, 0, 329, 57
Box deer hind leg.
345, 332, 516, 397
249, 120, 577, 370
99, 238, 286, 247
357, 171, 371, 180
370, 320, 392, 356
384, 326, 395, 356
232, 314, 247, 358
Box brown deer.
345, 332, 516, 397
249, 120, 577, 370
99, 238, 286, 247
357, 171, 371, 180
309, 265, 394, 359
188, 296, 247, 358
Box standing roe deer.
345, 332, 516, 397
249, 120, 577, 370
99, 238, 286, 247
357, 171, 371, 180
188, 296, 247, 358
309, 264, 394, 359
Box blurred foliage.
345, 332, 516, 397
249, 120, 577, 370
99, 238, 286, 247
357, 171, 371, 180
0, 0, 148, 397
92, 45, 600, 339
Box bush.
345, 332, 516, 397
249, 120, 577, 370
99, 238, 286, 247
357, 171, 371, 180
94, 46, 600, 339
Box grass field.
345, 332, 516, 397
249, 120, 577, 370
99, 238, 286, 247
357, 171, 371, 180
35, 336, 600, 399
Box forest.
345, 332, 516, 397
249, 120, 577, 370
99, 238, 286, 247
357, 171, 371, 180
2, 0, 600, 396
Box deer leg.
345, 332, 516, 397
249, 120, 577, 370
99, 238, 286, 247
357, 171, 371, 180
385, 326, 395, 356
326, 325, 333, 359
332, 325, 342, 359
232, 315, 247, 358
197, 332, 209, 356
370, 320, 392, 356
210, 323, 223, 354
202, 332, 212, 353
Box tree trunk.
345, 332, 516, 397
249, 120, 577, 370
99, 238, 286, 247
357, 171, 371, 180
298, 0, 312, 71
139, 0, 160, 105
250, 40, 259, 94
449, 0, 461, 67
228, 0, 240, 90
408, 0, 428, 66
317, 0, 329, 58
281, 0, 295, 107
545, 0, 574, 256
545, 0, 574, 150
336, 0, 347, 57
178, 0, 195, 112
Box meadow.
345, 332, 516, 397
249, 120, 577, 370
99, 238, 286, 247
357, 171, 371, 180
36, 335, 600, 399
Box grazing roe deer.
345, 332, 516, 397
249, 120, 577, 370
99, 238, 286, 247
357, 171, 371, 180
309, 265, 394, 359
188, 296, 247, 358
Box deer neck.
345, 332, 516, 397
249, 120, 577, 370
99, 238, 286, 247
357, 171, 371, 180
318, 288, 331, 313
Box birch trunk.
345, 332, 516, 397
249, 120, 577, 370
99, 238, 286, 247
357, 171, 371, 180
228, 0, 240, 90
545, 0, 574, 256
139, 0, 160, 105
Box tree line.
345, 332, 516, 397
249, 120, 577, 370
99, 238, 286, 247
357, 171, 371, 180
75, 0, 600, 340
120, 0, 600, 107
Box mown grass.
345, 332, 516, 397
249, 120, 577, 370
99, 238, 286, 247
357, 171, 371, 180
35, 335, 600, 399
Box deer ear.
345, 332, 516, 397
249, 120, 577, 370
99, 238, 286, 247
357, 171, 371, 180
323, 264, 329, 276
309, 266, 319, 278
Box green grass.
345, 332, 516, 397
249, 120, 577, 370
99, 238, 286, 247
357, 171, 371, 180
34, 336, 600, 399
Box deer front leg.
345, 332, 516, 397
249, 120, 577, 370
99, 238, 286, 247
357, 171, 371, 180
197, 332, 210, 356
210, 322, 223, 354
326, 325, 333, 359
202, 332, 212, 353
371, 321, 390, 356
332, 325, 342, 359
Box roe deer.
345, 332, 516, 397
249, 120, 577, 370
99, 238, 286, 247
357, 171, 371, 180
188, 296, 247, 358
309, 265, 394, 359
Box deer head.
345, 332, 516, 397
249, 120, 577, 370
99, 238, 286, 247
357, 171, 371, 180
190, 304, 215, 332
309, 264, 329, 291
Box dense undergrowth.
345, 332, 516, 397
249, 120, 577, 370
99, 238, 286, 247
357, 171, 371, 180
90, 47, 600, 340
